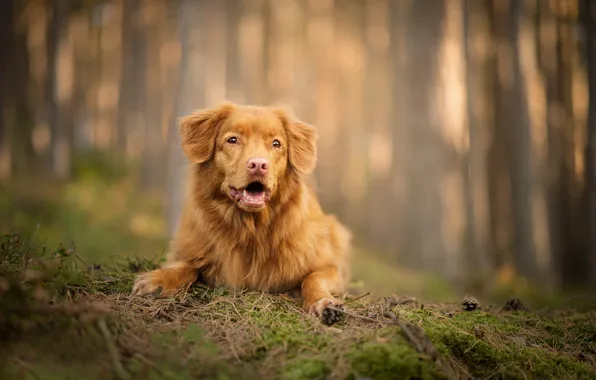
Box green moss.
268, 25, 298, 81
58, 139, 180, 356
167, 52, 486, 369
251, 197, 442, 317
2, 232, 596, 380
281, 358, 329, 380
442, 331, 595, 379
392, 305, 596, 380
243, 297, 332, 363
347, 340, 446, 380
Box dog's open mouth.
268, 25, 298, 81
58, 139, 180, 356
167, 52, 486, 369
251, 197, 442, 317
230, 181, 271, 209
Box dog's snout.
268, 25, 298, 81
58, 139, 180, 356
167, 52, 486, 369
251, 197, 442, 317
247, 157, 269, 175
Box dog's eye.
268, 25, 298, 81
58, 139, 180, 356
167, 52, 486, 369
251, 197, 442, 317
227, 137, 238, 144
272, 139, 281, 148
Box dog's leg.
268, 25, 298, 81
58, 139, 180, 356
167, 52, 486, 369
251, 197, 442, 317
132, 262, 198, 297
301, 267, 344, 323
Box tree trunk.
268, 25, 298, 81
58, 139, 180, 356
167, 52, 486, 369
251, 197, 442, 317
335, 0, 367, 231
462, 0, 492, 289
487, 0, 538, 280
401, 0, 446, 273
0, 0, 16, 179
225, 0, 245, 103
508, 0, 538, 280
116, 0, 136, 152
49, 0, 74, 180
389, 0, 409, 262
140, 0, 166, 192
542, 0, 590, 288
307, 0, 341, 216
365, 0, 393, 249
116, 0, 146, 157
581, 0, 596, 289
238, 0, 267, 105
165, 0, 207, 236
0, 0, 35, 178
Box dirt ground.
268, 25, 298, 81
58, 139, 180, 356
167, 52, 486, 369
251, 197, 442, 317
1, 233, 595, 380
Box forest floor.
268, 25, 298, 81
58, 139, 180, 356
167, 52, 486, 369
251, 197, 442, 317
1, 232, 596, 380
1, 155, 596, 379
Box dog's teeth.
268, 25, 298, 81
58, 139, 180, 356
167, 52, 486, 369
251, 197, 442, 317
242, 189, 265, 202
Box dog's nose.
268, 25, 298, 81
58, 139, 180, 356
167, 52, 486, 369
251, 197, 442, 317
247, 157, 269, 175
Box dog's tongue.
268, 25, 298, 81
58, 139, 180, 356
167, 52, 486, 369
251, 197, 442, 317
242, 189, 265, 206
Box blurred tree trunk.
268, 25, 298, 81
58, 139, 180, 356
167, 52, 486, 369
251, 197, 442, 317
116, 0, 146, 157
389, 0, 409, 261
48, 0, 74, 179
401, 0, 446, 273
267, 0, 302, 107
116, 0, 135, 151
439, 0, 469, 282
335, 0, 367, 230
0, 0, 35, 178
307, 0, 340, 215
158, 1, 182, 179
507, 0, 538, 281
70, 9, 93, 151
557, 0, 590, 287
365, 0, 392, 249
462, 0, 492, 289
581, 0, 596, 288
487, 0, 538, 280
140, 0, 166, 192
98, 3, 123, 153
204, 0, 227, 106
518, 0, 551, 283
0, 0, 16, 179
165, 0, 207, 236
539, 0, 589, 288
537, 0, 563, 286
24, 1, 51, 176
239, 0, 267, 105
226, 0, 245, 103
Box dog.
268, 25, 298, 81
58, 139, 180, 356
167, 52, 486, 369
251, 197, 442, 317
132, 102, 351, 320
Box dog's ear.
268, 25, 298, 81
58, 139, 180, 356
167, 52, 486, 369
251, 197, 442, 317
179, 103, 235, 163
275, 109, 318, 174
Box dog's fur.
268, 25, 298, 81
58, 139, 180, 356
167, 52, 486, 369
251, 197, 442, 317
132, 102, 351, 316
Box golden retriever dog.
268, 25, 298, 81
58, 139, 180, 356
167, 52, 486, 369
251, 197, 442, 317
132, 102, 351, 322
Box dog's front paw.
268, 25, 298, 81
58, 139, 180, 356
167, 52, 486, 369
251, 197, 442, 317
132, 270, 167, 297
308, 297, 345, 326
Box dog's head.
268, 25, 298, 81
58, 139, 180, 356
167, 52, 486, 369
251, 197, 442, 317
180, 102, 317, 212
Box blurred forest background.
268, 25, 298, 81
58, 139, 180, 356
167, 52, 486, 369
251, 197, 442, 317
1, 0, 596, 305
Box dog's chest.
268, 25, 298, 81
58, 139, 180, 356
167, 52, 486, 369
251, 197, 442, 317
211, 240, 307, 292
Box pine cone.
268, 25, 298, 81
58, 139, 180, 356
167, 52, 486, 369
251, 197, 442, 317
502, 297, 527, 311
322, 304, 344, 326
462, 296, 480, 311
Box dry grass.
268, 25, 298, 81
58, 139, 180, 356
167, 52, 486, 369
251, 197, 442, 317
1, 233, 596, 380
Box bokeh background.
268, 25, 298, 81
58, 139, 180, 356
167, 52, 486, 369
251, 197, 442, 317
1, 0, 595, 306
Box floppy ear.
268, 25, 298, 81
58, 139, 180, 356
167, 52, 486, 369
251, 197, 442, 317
179, 103, 235, 163
276, 109, 318, 174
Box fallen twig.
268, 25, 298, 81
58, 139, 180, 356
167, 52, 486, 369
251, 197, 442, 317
327, 306, 381, 325
13, 357, 42, 380
345, 292, 371, 304
385, 296, 418, 307
383, 310, 424, 352
383, 310, 457, 380
134, 353, 167, 377
74, 252, 90, 269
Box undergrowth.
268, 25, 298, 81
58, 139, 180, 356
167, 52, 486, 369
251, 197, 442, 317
1, 232, 595, 380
